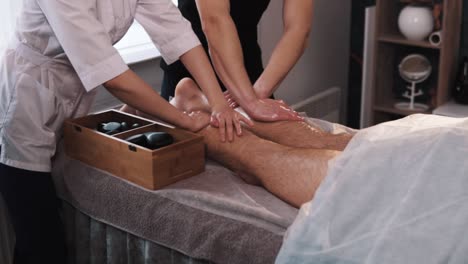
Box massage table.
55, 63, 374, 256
0, 117, 353, 264
41, 114, 468, 264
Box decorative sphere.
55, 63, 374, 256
398, 6, 434, 41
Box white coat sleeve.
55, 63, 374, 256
135, 0, 201, 65
37, 0, 129, 92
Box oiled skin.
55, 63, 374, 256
123, 77, 353, 207
242, 119, 352, 151
170, 78, 352, 151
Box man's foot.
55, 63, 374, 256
120, 77, 211, 121
170, 78, 211, 113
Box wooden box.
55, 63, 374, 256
63, 110, 205, 190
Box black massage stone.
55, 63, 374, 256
125, 132, 174, 150
98, 121, 141, 135
120, 122, 129, 131
144, 132, 174, 149
98, 122, 122, 135
125, 133, 148, 147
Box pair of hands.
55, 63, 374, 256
185, 106, 251, 142
187, 93, 303, 142
224, 91, 303, 122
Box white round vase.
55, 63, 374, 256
398, 6, 434, 41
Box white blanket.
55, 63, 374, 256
276, 114, 468, 264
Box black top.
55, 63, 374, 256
160, 0, 271, 99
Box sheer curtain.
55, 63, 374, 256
0, 1, 23, 56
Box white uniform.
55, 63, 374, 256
0, 0, 200, 172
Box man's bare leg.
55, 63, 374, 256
170, 78, 212, 113
198, 120, 340, 208
171, 78, 353, 151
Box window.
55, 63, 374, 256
113, 21, 161, 65
0, 1, 180, 64
114, 0, 179, 65
0, 1, 22, 54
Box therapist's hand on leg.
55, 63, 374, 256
210, 104, 253, 142
223, 91, 302, 122
180, 45, 256, 142
246, 99, 303, 122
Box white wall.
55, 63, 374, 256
259, 0, 351, 123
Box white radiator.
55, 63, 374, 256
360, 6, 376, 129
291, 86, 342, 123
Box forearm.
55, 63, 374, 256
180, 45, 254, 142
254, 29, 309, 99
254, 0, 314, 99
179, 45, 230, 110
202, 16, 258, 109
184, 0, 304, 123
104, 70, 191, 129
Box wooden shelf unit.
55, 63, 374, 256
378, 34, 440, 50
370, 0, 462, 125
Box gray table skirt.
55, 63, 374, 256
0, 199, 212, 264
63, 202, 211, 264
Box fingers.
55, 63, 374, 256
256, 100, 302, 122
216, 115, 227, 142
227, 98, 239, 108
224, 91, 240, 109
238, 113, 254, 127
276, 107, 304, 121
278, 99, 287, 106
219, 114, 235, 142
225, 116, 234, 142
281, 106, 304, 121
271, 100, 303, 121
210, 115, 220, 127
232, 102, 239, 108
292, 113, 305, 121
212, 110, 250, 142
224, 91, 234, 102
229, 101, 239, 109
222, 113, 252, 138
273, 100, 292, 110
234, 116, 243, 136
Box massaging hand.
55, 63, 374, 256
210, 104, 254, 142
248, 99, 303, 122
225, 90, 302, 122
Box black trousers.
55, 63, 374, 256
0, 155, 66, 264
